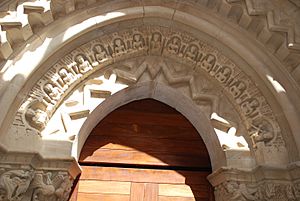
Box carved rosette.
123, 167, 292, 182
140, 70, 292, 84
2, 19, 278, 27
0, 168, 73, 201
12, 25, 285, 149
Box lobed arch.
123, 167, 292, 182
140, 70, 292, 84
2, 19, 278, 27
0, 2, 299, 200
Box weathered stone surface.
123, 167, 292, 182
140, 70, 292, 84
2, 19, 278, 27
0, 1, 299, 201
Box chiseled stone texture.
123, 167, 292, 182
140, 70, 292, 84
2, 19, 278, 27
0, 166, 73, 201
0, 1, 300, 201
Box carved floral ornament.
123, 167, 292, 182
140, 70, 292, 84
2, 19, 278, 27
0, 168, 72, 201
12, 26, 285, 149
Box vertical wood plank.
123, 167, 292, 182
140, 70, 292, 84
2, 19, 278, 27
144, 183, 158, 201
130, 182, 145, 201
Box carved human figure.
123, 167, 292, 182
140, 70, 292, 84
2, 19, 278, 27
0, 170, 34, 201
294, 183, 300, 199
132, 34, 144, 50
26, 108, 49, 129
229, 80, 247, 99
286, 185, 296, 200
31, 172, 55, 201
54, 174, 73, 201
167, 36, 181, 54
75, 54, 92, 74
222, 181, 258, 201
93, 44, 108, 62
199, 54, 216, 72
31, 171, 72, 201
113, 38, 126, 55
44, 83, 61, 101
215, 66, 232, 83
264, 183, 289, 201
238, 183, 258, 200
150, 32, 162, 50
58, 68, 75, 85
240, 98, 260, 118
250, 118, 274, 143
184, 44, 199, 62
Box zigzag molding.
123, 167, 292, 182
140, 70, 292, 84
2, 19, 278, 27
113, 59, 220, 113
8, 25, 286, 153
227, 0, 300, 51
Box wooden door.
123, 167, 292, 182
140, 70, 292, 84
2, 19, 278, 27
71, 99, 214, 201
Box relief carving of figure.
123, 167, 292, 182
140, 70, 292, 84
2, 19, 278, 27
229, 80, 247, 99
184, 44, 199, 62
219, 181, 258, 201
31, 171, 72, 201
250, 118, 274, 144
54, 174, 72, 201
26, 108, 49, 130
132, 34, 145, 50
31, 172, 55, 201
58, 68, 76, 86
44, 83, 62, 102
240, 98, 260, 118
150, 32, 162, 50
0, 170, 34, 201
74, 54, 93, 74
93, 44, 108, 62
167, 36, 181, 54
199, 54, 216, 72
286, 185, 296, 200
215, 66, 232, 83
113, 38, 126, 56
263, 183, 293, 201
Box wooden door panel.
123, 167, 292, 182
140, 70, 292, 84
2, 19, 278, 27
77, 166, 214, 201
81, 149, 210, 167
78, 180, 131, 195
144, 183, 158, 201
80, 135, 208, 154
80, 166, 211, 185
99, 110, 193, 128
77, 193, 130, 201
91, 123, 201, 140
74, 100, 214, 201
159, 196, 207, 201
130, 183, 145, 201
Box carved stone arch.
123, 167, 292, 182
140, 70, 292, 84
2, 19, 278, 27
0, 3, 300, 201
4, 22, 290, 165
0, 5, 298, 156
75, 81, 227, 171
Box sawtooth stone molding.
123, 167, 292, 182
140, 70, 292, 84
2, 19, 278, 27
0, 0, 299, 86
0, 1, 300, 201
7, 25, 289, 167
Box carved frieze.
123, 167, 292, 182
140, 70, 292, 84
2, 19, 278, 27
215, 181, 259, 201
0, 168, 73, 201
215, 181, 298, 201
12, 26, 284, 148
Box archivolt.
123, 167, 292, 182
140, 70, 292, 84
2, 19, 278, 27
3, 23, 293, 168
0, 5, 299, 169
